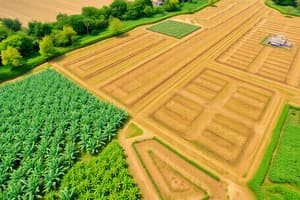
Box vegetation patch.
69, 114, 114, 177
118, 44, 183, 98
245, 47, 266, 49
265, 0, 300, 17
125, 123, 144, 139
45, 140, 141, 199
147, 20, 200, 38
0, 69, 128, 199
248, 105, 300, 199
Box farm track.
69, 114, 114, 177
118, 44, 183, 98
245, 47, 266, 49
52, 0, 300, 199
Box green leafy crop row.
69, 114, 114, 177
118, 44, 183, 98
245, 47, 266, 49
45, 140, 141, 200
0, 69, 128, 199
248, 105, 300, 199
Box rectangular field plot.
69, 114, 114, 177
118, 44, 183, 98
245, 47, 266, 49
55, 31, 175, 84
147, 20, 200, 39
133, 138, 227, 200
144, 68, 280, 168
216, 18, 300, 87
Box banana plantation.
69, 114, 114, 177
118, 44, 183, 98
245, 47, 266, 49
0, 70, 128, 199
46, 140, 141, 199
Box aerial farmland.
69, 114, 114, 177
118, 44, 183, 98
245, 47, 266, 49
0, 0, 300, 199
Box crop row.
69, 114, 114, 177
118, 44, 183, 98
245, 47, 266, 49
45, 140, 141, 199
0, 70, 128, 199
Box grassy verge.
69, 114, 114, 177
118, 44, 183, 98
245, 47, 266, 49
147, 20, 200, 38
247, 104, 300, 199
0, 0, 213, 83
125, 123, 144, 139
265, 0, 300, 17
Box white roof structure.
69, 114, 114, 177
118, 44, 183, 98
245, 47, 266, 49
267, 34, 292, 48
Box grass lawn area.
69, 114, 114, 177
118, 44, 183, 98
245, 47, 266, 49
265, 0, 300, 17
248, 105, 300, 199
146, 20, 200, 38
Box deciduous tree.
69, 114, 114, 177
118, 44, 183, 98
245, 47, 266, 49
109, 17, 123, 35
1, 46, 23, 67
0, 18, 22, 32
39, 36, 56, 58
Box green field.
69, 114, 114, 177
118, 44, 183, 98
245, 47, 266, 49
46, 140, 141, 199
248, 105, 300, 199
147, 20, 200, 38
0, 70, 129, 199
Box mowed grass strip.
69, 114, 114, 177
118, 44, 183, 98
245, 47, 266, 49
147, 20, 200, 38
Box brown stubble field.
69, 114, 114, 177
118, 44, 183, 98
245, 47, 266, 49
53, 0, 300, 199
0, 0, 111, 26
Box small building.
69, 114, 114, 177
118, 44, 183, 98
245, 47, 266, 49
153, 0, 163, 6
267, 34, 292, 48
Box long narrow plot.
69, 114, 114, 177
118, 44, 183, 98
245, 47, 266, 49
56, 31, 175, 84
133, 139, 227, 200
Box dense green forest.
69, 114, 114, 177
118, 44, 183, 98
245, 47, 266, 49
0, 70, 129, 199
0, 0, 211, 82
273, 0, 299, 6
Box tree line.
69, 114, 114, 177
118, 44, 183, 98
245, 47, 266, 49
0, 0, 187, 68
273, 0, 300, 7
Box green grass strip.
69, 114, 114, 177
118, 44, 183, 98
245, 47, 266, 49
248, 104, 290, 200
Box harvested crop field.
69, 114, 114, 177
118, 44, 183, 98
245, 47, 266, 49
142, 68, 281, 175
53, 0, 300, 199
0, 0, 112, 26
216, 18, 300, 87
133, 138, 227, 200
